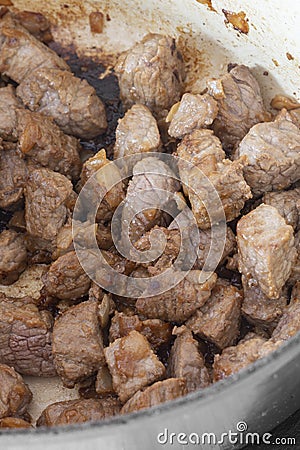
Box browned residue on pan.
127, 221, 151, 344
286, 52, 294, 61
196, 0, 216, 13
272, 58, 279, 67
222, 10, 249, 34
271, 95, 300, 111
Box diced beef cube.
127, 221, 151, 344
0, 417, 32, 429
114, 104, 161, 159
207, 64, 270, 151
272, 291, 300, 341
18, 110, 82, 180
17, 68, 107, 139
213, 334, 281, 381
242, 282, 288, 331
78, 149, 126, 222
237, 204, 296, 298
121, 378, 187, 414
43, 251, 91, 302
104, 330, 166, 403
0, 230, 27, 285
0, 296, 56, 376
177, 129, 252, 228
0, 85, 22, 141
263, 188, 300, 231
37, 397, 121, 427
167, 327, 210, 392
0, 141, 27, 210
95, 365, 115, 396
52, 300, 105, 388
109, 312, 172, 351
0, 363, 32, 419
25, 168, 74, 250
289, 232, 300, 286
186, 280, 242, 349
121, 157, 180, 243
136, 271, 217, 323
0, 15, 69, 83
167, 93, 218, 139
115, 34, 185, 116
13, 10, 52, 43
237, 109, 300, 196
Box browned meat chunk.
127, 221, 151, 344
242, 282, 288, 331
18, 110, 82, 180
95, 365, 115, 396
115, 34, 185, 115
0, 15, 69, 83
0, 85, 22, 141
237, 204, 296, 298
0, 417, 32, 429
186, 280, 242, 349
104, 330, 165, 402
272, 291, 300, 341
78, 149, 126, 222
0, 230, 27, 285
136, 271, 217, 323
0, 296, 56, 376
176, 129, 252, 228
37, 397, 121, 427
121, 378, 187, 414
25, 168, 74, 250
207, 64, 270, 151
17, 68, 107, 139
263, 188, 300, 231
289, 232, 300, 286
43, 251, 91, 301
114, 104, 161, 159
121, 157, 180, 243
167, 327, 210, 392
167, 93, 218, 139
0, 363, 32, 419
213, 334, 281, 381
109, 312, 172, 351
237, 109, 300, 196
13, 10, 53, 43
53, 300, 105, 388
0, 142, 27, 210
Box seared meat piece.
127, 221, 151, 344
121, 157, 180, 243
25, 168, 74, 250
0, 363, 32, 419
0, 230, 27, 285
95, 365, 115, 396
167, 327, 211, 392
272, 292, 300, 342
115, 34, 185, 115
43, 251, 91, 301
0, 296, 56, 376
13, 10, 53, 43
37, 397, 121, 427
263, 188, 300, 230
114, 104, 161, 159
136, 271, 217, 323
18, 110, 82, 180
78, 149, 126, 222
167, 93, 218, 139
176, 129, 252, 228
0, 85, 22, 141
237, 204, 296, 299
186, 280, 242, 349
17, 68, 107, 139
213, 334, 281, 381
288, 232, 300, 286
237, 109, 300, 196
109, 312, 172, 351
0, 141, 27, 210
53, 300, 105, 388
0, 417, 32, 429
121, 378, 187, 414
0, 15, 69, 84
207, 64, 270, 151
242, 282, 288, 331
104, 330, 166, 403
